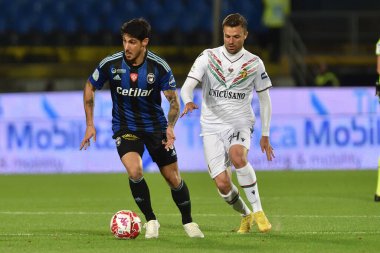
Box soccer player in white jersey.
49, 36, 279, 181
180, 13, 274, 233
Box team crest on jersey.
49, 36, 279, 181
130, 73, 138, 82
147, 73, 155, 84
115, 137, 121, 147
239, 68, 248, 79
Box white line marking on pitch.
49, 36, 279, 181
1, 231, 380, 237
0, 211, 379, 218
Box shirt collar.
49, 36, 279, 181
222, 46, 245, 62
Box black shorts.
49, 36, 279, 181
114, 130, 178, 168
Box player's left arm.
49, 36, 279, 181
257, 89, 275, 161
163, 89, 180, 150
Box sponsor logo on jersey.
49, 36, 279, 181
113, 74, 121, 80
147, 73, 155, 84
111, 68, 126, 74
168, 75, 176, 87
208, 88, 246, 100
121, 133, 139, 141
116, 87, 153, 97
130, 73, 138, 82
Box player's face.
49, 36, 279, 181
122, 34, 148, 65
223, 26, 247, 54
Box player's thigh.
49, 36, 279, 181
224, 128, 251, 166
144, 132, 178, 168
203, 133, 230, 179
115, 133, 145, 178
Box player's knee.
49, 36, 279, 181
126, 167, 143, 180
215, 179, 231, 194
166, 175, 182, 189
230, 151, 247, 168
229, 147, 247, 168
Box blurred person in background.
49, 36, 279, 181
314, 62, 340, 87
180, 13, 274, 234
79, 18, 204, 238
261, 0, 291, 63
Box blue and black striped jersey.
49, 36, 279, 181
88, 50, 176, 136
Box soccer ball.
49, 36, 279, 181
110, 210, 142, 239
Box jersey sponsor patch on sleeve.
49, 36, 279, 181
261, 72, 268, 80
92, 69, 99, 81
169, 75, 176, 87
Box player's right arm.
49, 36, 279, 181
80, 80, 97, 150
180, 50, 207, 117
80, 56, 110, 150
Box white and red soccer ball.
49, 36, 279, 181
110, 210, 142, 239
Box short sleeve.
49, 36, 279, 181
159, 70, 177, 91
254, 58, 273, 92
187, 50, 208, 82
88, 65, 109, 90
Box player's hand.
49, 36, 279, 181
180, 102, 198, 118
260, 136, 275, 161
163, 125, 176, 151
80, 125, 96, 150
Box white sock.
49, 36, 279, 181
236, 163, 263, 213
218, 184, 251, 216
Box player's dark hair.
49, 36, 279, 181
222, 13, 248, 31
120, 18, 151, 41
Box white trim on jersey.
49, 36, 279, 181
99, 51, 123, 68
147, 51, 171, 72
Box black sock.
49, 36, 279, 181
171, 180, 192, 224
129, 177, 156, 221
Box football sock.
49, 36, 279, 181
236, 163, 263, 213
129, 177, 156, 221
171, 180, 193, 224
218, 184, 251, 216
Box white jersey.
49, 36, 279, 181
188, 46, 272, 135
376, 38, 380, 55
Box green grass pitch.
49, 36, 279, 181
0, 170, 379, 253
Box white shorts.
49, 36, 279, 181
202, 128, 252, 179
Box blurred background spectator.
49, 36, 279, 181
313, 62, 340, 87
0, 0, 379, 92
261, 0, 291, 63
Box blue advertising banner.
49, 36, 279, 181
0, 87, 379, 174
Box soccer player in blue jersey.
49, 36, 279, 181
79, 18, 204, 238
